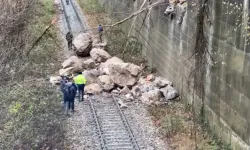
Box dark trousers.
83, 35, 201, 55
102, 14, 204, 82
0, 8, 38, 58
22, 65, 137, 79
77, 84, 85, 102
64, 97, 75, 113
99, 32, 102, 43
68, 41, 72, 50
68, 98, 75, 111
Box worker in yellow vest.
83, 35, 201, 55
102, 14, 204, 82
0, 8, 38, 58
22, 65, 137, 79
73, 72, 86, 102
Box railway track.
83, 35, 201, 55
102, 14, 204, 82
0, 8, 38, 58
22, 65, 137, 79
60, 0, 85, 35
60, 1, 140, 149
88, 94, 140, 150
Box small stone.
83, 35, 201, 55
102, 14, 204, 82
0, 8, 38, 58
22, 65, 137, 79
84, 95, 88, 99
153, 77, 172, 88
119, 86, 131, 95
160, 85, 178, 100
118, 99, 127, 108
138, 77, 146, 85
125, 93, 133, 101
112, 89, 119, 94
131, 85, 142, 97
49, 76, 62, 85
146, 74, 155, 81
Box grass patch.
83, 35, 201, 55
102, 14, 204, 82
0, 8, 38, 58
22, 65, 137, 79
77, 0, 107, 29
77, 0, 104, 14
0, 0, 65, 149
148, 103, 231, 150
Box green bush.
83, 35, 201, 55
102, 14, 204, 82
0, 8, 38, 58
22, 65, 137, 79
78, 0, 104, 14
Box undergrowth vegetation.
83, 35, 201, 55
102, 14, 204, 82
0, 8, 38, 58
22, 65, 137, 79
148, 103, 231, 150
0, 0, 65, 149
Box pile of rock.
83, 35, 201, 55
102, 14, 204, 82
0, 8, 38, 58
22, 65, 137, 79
50, 33, 179, 105
71, 32, 108, 57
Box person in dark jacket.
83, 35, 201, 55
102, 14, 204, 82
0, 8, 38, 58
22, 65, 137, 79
98, 25, 103, 43
60, 77, 77, 114
66, 31, 73, 50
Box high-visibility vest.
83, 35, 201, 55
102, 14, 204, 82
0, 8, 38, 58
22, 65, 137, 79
73, 74, 86, 85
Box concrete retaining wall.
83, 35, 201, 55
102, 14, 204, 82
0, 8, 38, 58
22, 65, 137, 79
97, 0, 250, 149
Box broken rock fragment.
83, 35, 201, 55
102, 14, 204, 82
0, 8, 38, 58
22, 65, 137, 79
140, 89, 162, 105
90, 48, 111, 63
49, 76, 62, 85
119, 86, 131, 95
62, 56, 83, 73
83, 58, 95, 69
140, 82, 157, 93
85, 83, 102, 95
146, 74, 155, 81
98, 75, 114, 91
59, 67, 74, 76
160, 85, 178, 100
153, 77, 173, 88
131, 85, 142, 98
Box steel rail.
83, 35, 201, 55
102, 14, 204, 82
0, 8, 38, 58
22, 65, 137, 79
88, 97, 107, 150
69, 0, 85, 30
60, 0, 72, 31
111, 95, 140, 150
88, 95, 140, 150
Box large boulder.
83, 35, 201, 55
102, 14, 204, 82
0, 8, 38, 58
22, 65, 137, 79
98, 75, 114, 91
153, 77, 173, 88
140, 89, 162, 105
83, 69, 100, 85
108, 63, 141, 87
85, 83, 102, 95
62, 56, 83, 73
99, 56, 124, 75
73, 33, 92, 57
59, 67, 74, 76
160, 85, 178, 100
90, 48, 111, 63
83, 58, 95, 69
